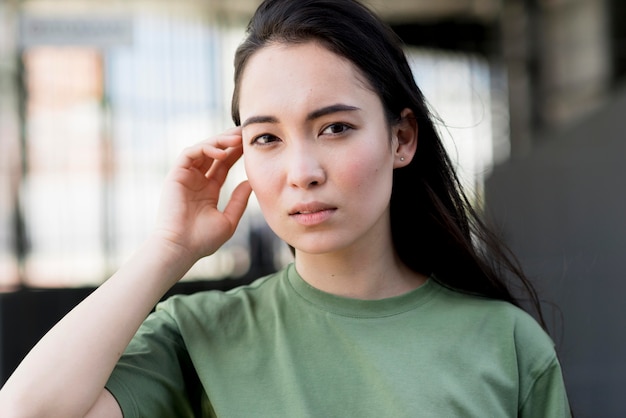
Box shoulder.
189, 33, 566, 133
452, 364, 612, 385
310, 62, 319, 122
150, 267, 289, 330
433, 281, 550, 336
428, 282, 569, 415
430, 281, 557, 363
435, 282, 561, 385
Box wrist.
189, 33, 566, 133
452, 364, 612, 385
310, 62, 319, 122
149, 229, 198, 262
134, 234, 200, 288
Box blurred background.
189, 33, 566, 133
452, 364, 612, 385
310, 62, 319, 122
0, 0, 624, 416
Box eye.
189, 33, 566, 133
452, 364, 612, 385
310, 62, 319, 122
251, 133, 280, 146
321, 123, 352, 136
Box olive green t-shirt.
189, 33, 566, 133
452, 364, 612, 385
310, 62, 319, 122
105, 263, 570, 417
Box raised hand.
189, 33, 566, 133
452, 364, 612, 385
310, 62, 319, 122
0, 128, 254, 418
153, 126, 253, 261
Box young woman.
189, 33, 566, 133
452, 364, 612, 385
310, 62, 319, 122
0, 0, 570, 416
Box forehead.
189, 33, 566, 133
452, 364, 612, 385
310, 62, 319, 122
238, 42, 377, 115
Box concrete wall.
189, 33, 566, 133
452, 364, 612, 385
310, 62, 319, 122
485, 85, 626, 417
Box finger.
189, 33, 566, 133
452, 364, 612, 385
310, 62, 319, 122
199, 127, 242, 152
222, 180, 253, 229
176, 128, 241, 174
195, 130, 243, 173
220, 125, 243, 136
176, 144, 226, 172
205, 144, 243, 184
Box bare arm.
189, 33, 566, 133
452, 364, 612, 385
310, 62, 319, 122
84, 390, 123, 418
0, 128, 252, 418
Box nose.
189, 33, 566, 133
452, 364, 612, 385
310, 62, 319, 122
287, 144, 326, 189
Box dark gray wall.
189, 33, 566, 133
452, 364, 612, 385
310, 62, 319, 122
485, 86, 626, 417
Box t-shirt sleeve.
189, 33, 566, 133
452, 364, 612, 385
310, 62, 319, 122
514, 311, 572, 418
518, 355, 571, 417
105, 302, 205, 418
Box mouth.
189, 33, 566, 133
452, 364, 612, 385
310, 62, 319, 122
289, 203, 337, 225
289, 203, 337, 216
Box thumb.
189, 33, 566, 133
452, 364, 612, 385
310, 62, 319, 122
222, 181, 253, 231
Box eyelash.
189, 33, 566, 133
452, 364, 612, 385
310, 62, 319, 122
250, 133, 278, 146
250, 122, 354, 146
321, 122, 353, 136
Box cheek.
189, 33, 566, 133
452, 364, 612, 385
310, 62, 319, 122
338, 149, 391, 191
243, 154, 278, 204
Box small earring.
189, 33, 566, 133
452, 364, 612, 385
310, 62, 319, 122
400, 157, 405, 161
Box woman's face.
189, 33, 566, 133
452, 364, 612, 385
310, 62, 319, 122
239, 42, 405, 256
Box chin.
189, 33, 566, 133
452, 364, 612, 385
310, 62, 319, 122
289, 237, 352, 256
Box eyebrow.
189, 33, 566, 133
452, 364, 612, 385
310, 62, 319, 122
241, 104, 361, 128
306, 104, 361, 121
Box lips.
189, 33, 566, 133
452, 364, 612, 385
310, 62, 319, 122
289, 202, 336, 216
289, 202, 337, 226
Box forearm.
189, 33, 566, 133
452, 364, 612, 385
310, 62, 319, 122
0, 237, 197, 418
0, 128, 250, 417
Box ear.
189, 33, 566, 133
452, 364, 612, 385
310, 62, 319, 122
392, 108, 418, 168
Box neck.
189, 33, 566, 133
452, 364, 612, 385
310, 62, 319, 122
294, 248, 427, 300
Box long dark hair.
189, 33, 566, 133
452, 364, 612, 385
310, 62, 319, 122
231, 0, 545, 327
